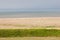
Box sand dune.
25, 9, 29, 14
0, 17, 60, 29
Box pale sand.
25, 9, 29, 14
0, 17, 60, 29
0, 37, 60, 40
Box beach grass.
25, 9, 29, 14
0, 24, 27, 27
0, 29, 60, 37
0, 24, 56, 27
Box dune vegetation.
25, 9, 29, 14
0, 29, 60, 37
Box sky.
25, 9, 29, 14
0, 0, 60, 11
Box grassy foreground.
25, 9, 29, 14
0, 29, 60, 37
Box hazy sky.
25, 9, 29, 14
0, 0, 60, 9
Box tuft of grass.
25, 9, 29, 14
0, 29, 60, 37
46, 26, 56, 28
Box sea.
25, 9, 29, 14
0, 9, 60, 18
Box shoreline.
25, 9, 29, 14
0, 17, 60, 18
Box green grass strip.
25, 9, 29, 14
0, 29, 60, 37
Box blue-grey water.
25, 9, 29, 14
0, 9, 60, 18
0, 12, 60, 18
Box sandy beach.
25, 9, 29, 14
0, 17, 60, 29
0, 37, 60, 40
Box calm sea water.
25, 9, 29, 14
0, 9, 60, 18
0, 12, 60, 18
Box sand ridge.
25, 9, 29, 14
0, 17, 60, 29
